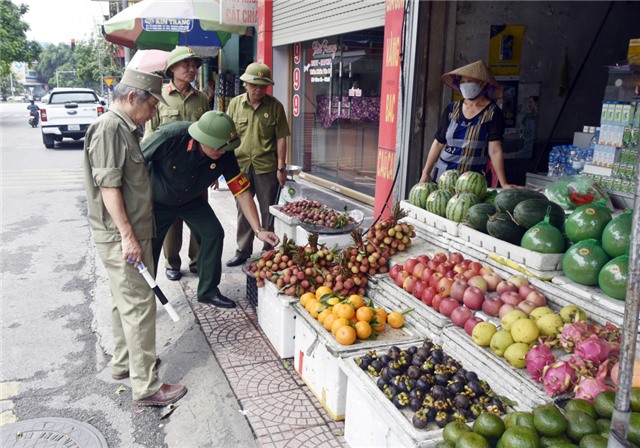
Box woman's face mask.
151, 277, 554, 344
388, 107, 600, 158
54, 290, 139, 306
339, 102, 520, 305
459, 81, 484, 100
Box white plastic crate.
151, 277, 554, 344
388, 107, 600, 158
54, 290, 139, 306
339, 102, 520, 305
257, 281, 298, 358
441, 326, 549, 411
340, 353, 445, 448
457, 224, 564, 272
295, 226, 353, 249
292, 295, 428, 420
401, 200, 460, 237
269, 205, 298, 241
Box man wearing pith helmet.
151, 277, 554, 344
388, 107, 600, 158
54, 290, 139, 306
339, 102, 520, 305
141, 111, 280, 309
225, 61, 291, 268
144, 46, 211, 283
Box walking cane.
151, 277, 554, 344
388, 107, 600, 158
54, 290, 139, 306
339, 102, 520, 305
128, 259, 180, 322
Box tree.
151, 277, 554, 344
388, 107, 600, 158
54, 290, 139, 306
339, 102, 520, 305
0, 0, 41, 75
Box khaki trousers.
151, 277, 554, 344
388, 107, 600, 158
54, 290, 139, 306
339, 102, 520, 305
235, 166, 279, 258
95, 239, 162, 400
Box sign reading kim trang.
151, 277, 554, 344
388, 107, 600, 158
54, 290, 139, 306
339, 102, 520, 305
220, 0, 258, 26
142, 18, 193, 32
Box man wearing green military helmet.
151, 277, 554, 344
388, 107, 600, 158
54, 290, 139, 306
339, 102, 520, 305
141, 111, 279, 309
144, 46, 211, 283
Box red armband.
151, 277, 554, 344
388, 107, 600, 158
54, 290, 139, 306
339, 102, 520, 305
226, 173, 250, 196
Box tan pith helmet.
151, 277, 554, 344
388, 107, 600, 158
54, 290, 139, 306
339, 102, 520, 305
188, 111, 240, 151
240, 62, 274, 86
165, 46, 203, 77
441, 60, 503, 99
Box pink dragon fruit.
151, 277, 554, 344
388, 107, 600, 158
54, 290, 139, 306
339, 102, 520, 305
559, 321, 598, 353
541, 361, 578, 396
526, 342, 557, 382
573, 361, 614, 402
596, 323, 622, 359
574, 335, 612, 364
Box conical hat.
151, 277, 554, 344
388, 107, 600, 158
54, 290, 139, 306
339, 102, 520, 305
442, 60, 503, 99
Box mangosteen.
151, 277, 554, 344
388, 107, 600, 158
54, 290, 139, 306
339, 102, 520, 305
453, 393, 471, 409
368, 359, 383, 376
451, 409, 470, 422
408, 389, 423, 400
416, 347, 430, 359
356, 354, 372, 371
392, 391, 409, 409
389, 346, 401, 354
485, 404, 502, 415
470, 403, 484, 418
421, 340, 434, 352
412, 409, 429, 429
377, 377, 388, 391
407, 365, 421, 379
412, 355, 425, 367
408, 346, 418, 355
434, 373, 449, 386
388, 363, 403, 378
489, 397, 506, 413
451, 372, 467, 385
421, 373, 435, 386
465, 370, 479, 382
425, 406, 437, 421
421, 360, 435, 373
429, 350, 444, 363
380, 354, 391, 365
435, 411, 451, 428
465, 380, 483, 397
383, 384, 398, 400
447, 380, 464, 396
422, 394, 435, 409
415, 377, 430, 393
433, 399, 450, 413
381, 366, 391, 382
431, 384, 448, 400
409, 397, 423, 412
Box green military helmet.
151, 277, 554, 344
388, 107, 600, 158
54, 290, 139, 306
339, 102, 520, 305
188, 111, 240, 151
165, 46, 203, 77
240, 62, 274, 86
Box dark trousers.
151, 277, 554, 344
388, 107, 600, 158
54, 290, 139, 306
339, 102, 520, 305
152, 197, 224, 299
235, 166, 279, 258
162, 191, 208, 270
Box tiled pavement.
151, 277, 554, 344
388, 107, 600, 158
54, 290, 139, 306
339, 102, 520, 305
190, 283, 349, 448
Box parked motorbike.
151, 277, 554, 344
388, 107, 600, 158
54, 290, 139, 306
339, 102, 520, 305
29, 111, 39, 127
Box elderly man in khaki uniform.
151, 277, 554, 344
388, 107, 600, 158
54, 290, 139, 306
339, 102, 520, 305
144, 46, 210, 282
225, 62, 291, 267
84, 68, 187, 407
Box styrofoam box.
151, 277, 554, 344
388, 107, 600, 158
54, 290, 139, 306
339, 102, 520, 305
340, 349, 445, 448
269, 205, 298, 242
457, 224, 564, 272
442, 326, 549, 411
295, 226, 352, 249
401, 200, 460, 237
257, 281, 297, 358
292, 296, 429, 420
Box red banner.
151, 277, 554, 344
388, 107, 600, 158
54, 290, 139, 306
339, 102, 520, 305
374, 0, 404, 218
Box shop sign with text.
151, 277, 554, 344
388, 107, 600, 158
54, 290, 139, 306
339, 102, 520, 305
220, 0, 258, 26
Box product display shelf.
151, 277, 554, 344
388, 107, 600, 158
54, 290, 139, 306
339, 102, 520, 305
291, 292, 431, 421
401, 201, 461, 237
269, 205, 298, 242
441, 326, 550, 412
373, 277, 452, 336
257, 281, 298, 358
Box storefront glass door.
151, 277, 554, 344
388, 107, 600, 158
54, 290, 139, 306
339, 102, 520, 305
291, 28, 384, 198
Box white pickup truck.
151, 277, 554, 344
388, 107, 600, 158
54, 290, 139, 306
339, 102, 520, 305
40, 88, 107, 149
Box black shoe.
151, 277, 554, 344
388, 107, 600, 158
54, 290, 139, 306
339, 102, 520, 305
189, 265, 198, 273
198, 293, 237, 308
226, 255, 247, 267
165, 269, 182, 281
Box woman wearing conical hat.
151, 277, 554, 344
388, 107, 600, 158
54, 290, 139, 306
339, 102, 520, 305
419, 60, 518, 189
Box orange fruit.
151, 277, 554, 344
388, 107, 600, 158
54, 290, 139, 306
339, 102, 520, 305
355, 321, 373, 339
336, 303, 355, 320
331, 317, 350, 335
387, 311, 404, 329
356, 306, 375, 322
318, 308, 332, 324
347, 294, 365, 309
300, 292, 315, 307
372, 314, 386, 331
305, 299, 318, 314
323, 313, 338, 331
327, 297, 340, 306
316, 285, 333, 300
308, 301, 323, 319
375, 307, 388, 321
335, 325, 357, 345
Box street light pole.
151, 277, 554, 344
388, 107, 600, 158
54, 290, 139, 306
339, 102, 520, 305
122, 0, 131, 65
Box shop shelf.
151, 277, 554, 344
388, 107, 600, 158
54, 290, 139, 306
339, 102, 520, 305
292, 293, 430, 420
401, 201, 461, 237
257, 281, 298, 358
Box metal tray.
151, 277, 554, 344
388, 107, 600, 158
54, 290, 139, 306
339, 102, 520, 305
299, 209, 365, 234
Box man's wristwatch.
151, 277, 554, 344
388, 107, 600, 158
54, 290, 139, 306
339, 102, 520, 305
254, 227, 267, 236
276, 167, 287, 173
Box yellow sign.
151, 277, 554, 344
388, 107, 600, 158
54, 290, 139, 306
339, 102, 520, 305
489, 25, 525, 76
104, 77, 115, 88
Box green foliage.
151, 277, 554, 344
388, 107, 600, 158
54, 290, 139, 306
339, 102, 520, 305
0, 0, 41, 75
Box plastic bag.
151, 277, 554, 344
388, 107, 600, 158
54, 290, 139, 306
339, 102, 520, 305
544, 175, 610, 210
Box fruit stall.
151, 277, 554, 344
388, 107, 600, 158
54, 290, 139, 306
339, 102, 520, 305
245, 168, 639, 447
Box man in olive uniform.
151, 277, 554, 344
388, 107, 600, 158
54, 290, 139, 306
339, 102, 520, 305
225, 62, 291, 267
142, 111, 280, 308
144, 46, 210, 282
84, 68, 187, 406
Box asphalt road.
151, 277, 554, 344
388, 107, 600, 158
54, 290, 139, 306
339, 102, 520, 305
0, 101, 258, 447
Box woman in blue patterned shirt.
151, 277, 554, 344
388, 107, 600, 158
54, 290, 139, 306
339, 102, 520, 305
420, 60, 518, 189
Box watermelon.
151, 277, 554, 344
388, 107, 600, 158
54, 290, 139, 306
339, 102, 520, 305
487, 212, 527, 245
513, 199, 566, 229
466, 203, 497, 233
446, 193, 480, 222
408, 182, 438, 209
438, 170, 460, 192
426, 190, 454, 217
455, 171, 488, 198
494, 189, 547, 213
